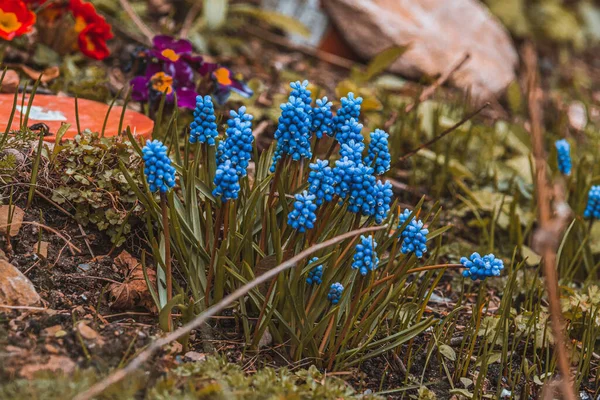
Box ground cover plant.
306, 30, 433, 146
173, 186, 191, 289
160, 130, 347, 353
1, 1, 600, 399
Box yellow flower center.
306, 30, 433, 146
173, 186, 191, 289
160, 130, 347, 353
0, 10, 22, 33
214, 67, 232, 86
161, 49, 180, 62
150, 72, 174, 95
74, 16, 87, 33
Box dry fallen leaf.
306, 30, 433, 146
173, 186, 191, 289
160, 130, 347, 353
18, 65, 60, 84
108, 250, 157, 312
0, 205, 24, 237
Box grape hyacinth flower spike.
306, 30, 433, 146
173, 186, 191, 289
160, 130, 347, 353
584, 185, 600, 219
460, 252, 504, 280
270, 95, 312, 172
189, 95, 218, 145
306, 257, 323, 285
218, 106, 254, 177
213, 160, 240, 201
328, 282, 344, 304
290, 80, 313, 115
288, 191, 318, 232
352, 235, 379, 276
336, 118, 364, 146
555, 139, 571, 176
371, 180, 393, 224
333, 92, 363, 135
365, 129, 391, 175
142, 140, 176, 193
398, 209, 429, 258
308, 159, 335, 206
312, 97, 333, 138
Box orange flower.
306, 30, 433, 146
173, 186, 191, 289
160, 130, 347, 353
68, 0, 113, 59
0, 0, 36, 41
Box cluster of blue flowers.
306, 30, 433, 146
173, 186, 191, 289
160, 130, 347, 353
555, 139, 571, 175
287, 191, 318, 232
398, 209, 428, 258
332, 93, 363, 135
189, 95, 218, 146
352, 235, 379, 276
328, 282, 344, 304
212, 160, 240, 201
142, 140, 176, 193
340, 140, 365, 164
461, 252, 504, 280
584, 185, 600, 219
306, 257, 323, 285
312, 97, 333, 138
372, 181, 393, 224
365, 129, 391, 175
336, 119, 364, 145
308, 160, 335, 205
218, 106, 254, 177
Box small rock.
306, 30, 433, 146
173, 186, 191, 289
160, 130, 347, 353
258, 327, 273, 348
42, 325, 63, 337
184, 351, 207, 362
77, 322, 99, 340
0, 205, 24, 237
77, 263, 91, 272
0, 259, 40, 306
0, 70, 19, 94
19, 355, 76, 379
568, 101, 587, 131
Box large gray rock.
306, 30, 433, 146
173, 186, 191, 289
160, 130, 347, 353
323, 0, 518, 98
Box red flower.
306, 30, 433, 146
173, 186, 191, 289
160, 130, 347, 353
68, 0, 113, 59
0, 0, 36, 41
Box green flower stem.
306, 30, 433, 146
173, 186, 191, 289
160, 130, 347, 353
259, 154, 287, 257
160, 193, 172, 331
206, 202, 225, 307
214, 200, 232, 303
324, 139, 337, 161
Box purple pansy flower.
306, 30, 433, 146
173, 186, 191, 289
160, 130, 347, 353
128, 35, 253, 109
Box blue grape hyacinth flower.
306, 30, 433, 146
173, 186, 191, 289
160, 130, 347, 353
308, 159, 335, 206
336, 118, 364, 145
273, 96, 313, 163
213, 160, 240, 201
555, 139, 571, 175
461, 252, 504, 281
365, 129, 391, 175
398, 210, 428, 258
312, 97, 333, 138
584, 185, 600, 219
189, 95, 218, 146
306, 257, 323, 285
290, 80, 313, 115
352, 235, 379, 276
371, 180, 393, 224
333, 93, 363, 135
340, 140, 365, 164
218, 106, 254, 177
347, 163, 377, 215
333, 157, 356, 199
142, 140, 176, 193
328, 282, 344, 304
288, 191, 318, 232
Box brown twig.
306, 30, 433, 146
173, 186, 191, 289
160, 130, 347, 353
118, 0, 154, 44
404, 53, 471, 113
0, 221, 81, 253
180, 1, 204, 39
392, 102, 489, 168
523, 41, 576, 400
72, 224, 387, 400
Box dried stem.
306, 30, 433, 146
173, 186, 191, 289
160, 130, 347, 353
523, 42, 576, 400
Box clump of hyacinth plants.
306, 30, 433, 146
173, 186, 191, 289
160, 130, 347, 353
122, 81, 507, 370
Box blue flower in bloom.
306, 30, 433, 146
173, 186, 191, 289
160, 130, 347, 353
365, 129, 391, 175
370, 180, 393, 224
461, 252, 504, 281
333, 93, 363, 135
217, 106, 254, 177
308, 159, 335, 205
288, 191, 318, 232
189, 95, 218, 146
273, 96, 312, 163
213, 160, 240, 201
336, 118, 364, 145
584, 185, 600, 219
347, 163, 377, 215
340, 140, 365, 164
555, 139, 571, 175
306, 257, 323, 285
312, 97, 333, 138
332, 157, 356, 199
290, 80, 313, 115
398, 209, 413, 227
352, 235, 379, 276
142, 140, 176, 193
399, 210, 428, 258
328, 282, 344, 304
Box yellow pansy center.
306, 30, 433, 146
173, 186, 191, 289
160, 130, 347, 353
0, 10, 22, 33
161, 48, 180, 62
151, 72, 174, 95
74, 16, 87, 33
214, 67, 232, 86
